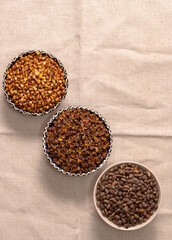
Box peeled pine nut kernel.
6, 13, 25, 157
5, 51, 66, 114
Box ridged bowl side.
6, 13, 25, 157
42, 106, 113, 176
3, 50, 68, 116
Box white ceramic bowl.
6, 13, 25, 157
93, 161, 161, 231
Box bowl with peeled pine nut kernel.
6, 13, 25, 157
3, 50, 68, 116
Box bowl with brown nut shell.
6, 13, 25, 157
3, 50, 68, 116
94, 162, 161, 230
43, 106, 113, 176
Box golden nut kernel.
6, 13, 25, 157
5, 51, 67, 114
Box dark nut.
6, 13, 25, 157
96, 163, 160, 229
45, 108, 111, 174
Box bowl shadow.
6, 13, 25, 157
39, 151, 100, 204
1, 96, 68, 139
91, 210, 157, 240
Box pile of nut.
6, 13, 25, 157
45, 108, 111, 174
5, 51, 66, 114
96, 163, 159, 228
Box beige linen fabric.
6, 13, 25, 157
0, 0, 172, 239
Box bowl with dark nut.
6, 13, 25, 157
94, 162, 161, 230
43, 106, 113, 176
3, 50, 68, 116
